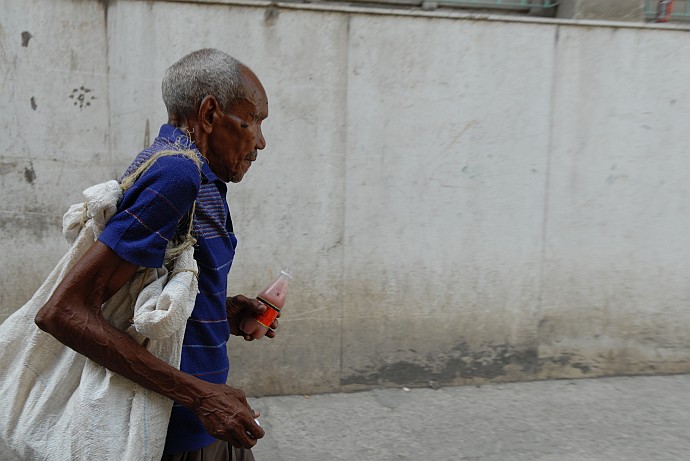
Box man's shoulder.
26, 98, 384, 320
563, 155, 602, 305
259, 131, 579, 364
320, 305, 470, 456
124, 144, 203, 188
147, 151, 202, 180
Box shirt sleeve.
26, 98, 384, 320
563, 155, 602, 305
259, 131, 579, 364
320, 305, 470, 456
99, 154, 201, 268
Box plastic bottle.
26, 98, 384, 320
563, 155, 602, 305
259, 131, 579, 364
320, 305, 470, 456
240, 269, 293, 340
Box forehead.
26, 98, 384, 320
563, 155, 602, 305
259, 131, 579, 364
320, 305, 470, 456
238, 69, 268, 116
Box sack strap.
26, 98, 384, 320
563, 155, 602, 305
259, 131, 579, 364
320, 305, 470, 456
123, 149, 203, 260
77, 149, 202, 261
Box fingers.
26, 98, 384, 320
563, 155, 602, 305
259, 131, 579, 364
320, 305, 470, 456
263, 318, 279, 339
252, 298, 268, 315
225, 433, 246, 450
231, 425, 260, 449
216, 397, 264, 448
245, 417, 265, 441
210, 415, 257, 449
227, 428, 258, 450
227, 295, 266, 316
229, 410, 264, 448
239, 297, 267, 317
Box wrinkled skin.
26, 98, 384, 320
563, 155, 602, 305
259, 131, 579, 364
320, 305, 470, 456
35, 65, 273, 449
204, 69, 268, 183
194, 382, 263, 446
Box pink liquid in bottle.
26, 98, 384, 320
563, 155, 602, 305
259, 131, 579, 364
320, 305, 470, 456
240, 270, 293, 340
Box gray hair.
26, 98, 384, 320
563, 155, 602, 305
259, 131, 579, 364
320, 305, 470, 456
162, 48, 246, 118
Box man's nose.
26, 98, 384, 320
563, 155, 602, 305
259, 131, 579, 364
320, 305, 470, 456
255, 126, 266, 150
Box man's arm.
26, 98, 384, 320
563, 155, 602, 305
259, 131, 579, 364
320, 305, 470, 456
35, 241, 264, 449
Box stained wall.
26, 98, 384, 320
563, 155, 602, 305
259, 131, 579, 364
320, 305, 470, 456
2, 0, 689, 396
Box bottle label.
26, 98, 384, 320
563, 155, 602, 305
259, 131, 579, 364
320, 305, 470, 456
257, 296, 281, 312
254, 297, 280, 328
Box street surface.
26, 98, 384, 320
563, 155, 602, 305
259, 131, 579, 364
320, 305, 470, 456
250, 374, 690, 461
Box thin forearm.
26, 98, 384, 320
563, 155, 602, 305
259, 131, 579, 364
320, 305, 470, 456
36, 303, 203, 410
34, 242, 206, 411
37, 306, 263, 448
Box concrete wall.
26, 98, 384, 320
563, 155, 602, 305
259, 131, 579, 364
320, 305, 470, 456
2, 0, 690, 397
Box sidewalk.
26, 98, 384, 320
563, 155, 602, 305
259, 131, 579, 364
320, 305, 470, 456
249, 374, 690, 461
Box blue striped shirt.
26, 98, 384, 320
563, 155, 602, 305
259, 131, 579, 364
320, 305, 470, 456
99, 124, 238, 454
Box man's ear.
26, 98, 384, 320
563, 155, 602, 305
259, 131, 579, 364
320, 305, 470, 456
198, 95, 220, 134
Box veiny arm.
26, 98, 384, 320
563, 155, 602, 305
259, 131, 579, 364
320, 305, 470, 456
35, 241, 264, 448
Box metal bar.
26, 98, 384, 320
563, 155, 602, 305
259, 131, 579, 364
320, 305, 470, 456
432, 0, 558, 7
343, 0, 560, 9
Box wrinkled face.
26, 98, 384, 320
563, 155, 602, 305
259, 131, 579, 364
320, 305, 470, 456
206, 71, 268, 183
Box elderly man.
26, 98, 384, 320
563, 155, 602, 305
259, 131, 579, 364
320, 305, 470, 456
35, 49, 274, 460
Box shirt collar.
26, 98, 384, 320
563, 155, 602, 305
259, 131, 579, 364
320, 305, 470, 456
158, 124, 220, 185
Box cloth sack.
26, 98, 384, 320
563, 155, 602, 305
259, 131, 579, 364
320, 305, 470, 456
0, 174, 199, 460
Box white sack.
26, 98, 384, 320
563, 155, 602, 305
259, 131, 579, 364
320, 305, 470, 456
0, 180, 199, 461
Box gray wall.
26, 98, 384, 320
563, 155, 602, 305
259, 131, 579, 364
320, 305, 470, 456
2, 0, 690, 396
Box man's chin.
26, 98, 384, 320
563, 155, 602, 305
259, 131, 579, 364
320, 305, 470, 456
228, 160, 254, 182
229, 172, 246, 183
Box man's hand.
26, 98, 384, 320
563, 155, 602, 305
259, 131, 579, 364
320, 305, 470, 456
193, 382, 264, 449
226, 295, 279, 341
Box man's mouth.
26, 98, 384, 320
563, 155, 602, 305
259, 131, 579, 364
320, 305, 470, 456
245, 151, 257, 162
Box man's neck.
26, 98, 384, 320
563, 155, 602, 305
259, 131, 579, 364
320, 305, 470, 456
167, 114, 206, 158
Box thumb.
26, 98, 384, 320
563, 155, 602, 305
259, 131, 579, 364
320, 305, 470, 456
252, 298, 268, 315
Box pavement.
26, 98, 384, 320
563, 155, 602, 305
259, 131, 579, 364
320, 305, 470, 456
249, 374, 690, 461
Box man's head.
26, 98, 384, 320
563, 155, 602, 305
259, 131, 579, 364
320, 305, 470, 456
162, 48, 268, 183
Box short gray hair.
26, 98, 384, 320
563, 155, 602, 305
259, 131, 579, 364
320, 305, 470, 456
162, 48, 246, 118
